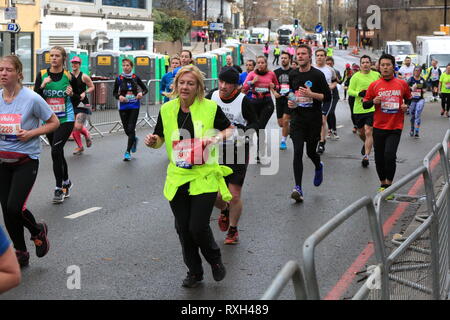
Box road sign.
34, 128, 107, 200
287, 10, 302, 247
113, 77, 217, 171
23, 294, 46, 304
209, 23, 224, 31
7, 23, 21, 33
192, 20, 208, 27
315, 24, 323, 34
4, 7, 17, 20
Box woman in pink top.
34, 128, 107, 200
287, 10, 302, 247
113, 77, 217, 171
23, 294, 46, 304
242, 56, 279, 162
263, 43, 270, 59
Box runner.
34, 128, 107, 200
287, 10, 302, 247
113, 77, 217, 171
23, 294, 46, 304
161, 55, 181, 103
314, 48, 338, 154
325, 56, 342, 140
144, 65, 232, 288
1, 55, 59, 266
272, 44, 281, 66
439, 63, 450, 117
207, 67, 258, 245
348, 55, 381, 167
242, 56, 279, 163
286, 43, 296, 59
348, 63, 360, 133
113, 58, 148, 161
408, 66, 427, 138
273, 52, 293, 150
225, 55, 243, 74
263, 43, 270, 59
291, 60, 299, 71
0, 225, 20, 293
180, 50, 194, 67
398, 57, 415, 81
342, 63, 352, 101
288, 44, 331, 202
363, 54, 412, 197
70, 56, 94, 156
34, 46, 76, 204
426, 59, 442, 103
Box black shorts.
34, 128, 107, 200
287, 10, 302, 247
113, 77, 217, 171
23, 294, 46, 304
431, 80, 440, 89
354, 112, 374, 129
275, 97, 292, 119
321, 101, 332, 116
224, 163, 248, 187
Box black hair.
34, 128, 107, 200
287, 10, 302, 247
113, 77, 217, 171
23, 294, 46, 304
378, 54, 396, 67
246, 59, 256, 67
360, 55, 372, 63
281, 51, 291, 60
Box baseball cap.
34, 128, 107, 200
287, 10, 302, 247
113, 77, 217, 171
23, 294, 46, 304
70, 56, 82, 63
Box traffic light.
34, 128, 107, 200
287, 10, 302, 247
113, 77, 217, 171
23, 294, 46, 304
268, 20, 272, 30
294, 19, 299, 28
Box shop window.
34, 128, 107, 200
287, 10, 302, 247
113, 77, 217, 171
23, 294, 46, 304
102, 0, 146, 9
120, 38, 147, 51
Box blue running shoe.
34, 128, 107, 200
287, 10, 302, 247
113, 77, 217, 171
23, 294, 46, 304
123, 151, 131, 161
314, 162, 323, 187
131, 137, 139, 153
280, 140, 287, 150
291, 186, 304, 203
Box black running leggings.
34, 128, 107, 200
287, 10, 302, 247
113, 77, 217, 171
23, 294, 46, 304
373, 128, 402, 182
253, 97, 274, 156
169, 183, 221, 275
291, 122, 322, 188
348, 96, 357, 127
441, 93, 450, 112
119, 109, 140, 152
46, 121, 74, 188
0, 160, 41, 252
327, 95, 339, 131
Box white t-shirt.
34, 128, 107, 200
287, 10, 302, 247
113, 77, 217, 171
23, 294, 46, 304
398, 64, 415, 80
315, 65, 336, 85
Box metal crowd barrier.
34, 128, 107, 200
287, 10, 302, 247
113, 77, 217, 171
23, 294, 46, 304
260, 261, 307, 300
263, 129, 450, 300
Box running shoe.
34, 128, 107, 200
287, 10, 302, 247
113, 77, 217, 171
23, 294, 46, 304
15, 250, 30, 268
224, 228, 239, 245
326, 130, 332, 139
53, 188, 65, 204
352, 127, 357, 134
314, 162, 324, 187
182, 272, 203, 288
332, 131, 340, 140
131, 137, 139, 153
317, 142, 325, 154
211, 261, 226, 281
30, 223, 49, 258
362, 156, 369, 168
123, 151, 131, 161
415, 131, 420, 138
280, 140, 287, 150
218, 205, 230, 232
86, 137, 92, 148
73, 147, 84, 155
291, 186, 304, 203
409, 129, 414, 137
62, 180, 73, 198
377, 187, 395, 200
441, 110, 445, 116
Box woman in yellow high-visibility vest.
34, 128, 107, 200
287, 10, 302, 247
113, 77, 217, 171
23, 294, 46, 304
145, 65, 233, 288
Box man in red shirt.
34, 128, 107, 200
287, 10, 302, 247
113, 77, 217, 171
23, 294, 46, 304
363, 54, 412, 197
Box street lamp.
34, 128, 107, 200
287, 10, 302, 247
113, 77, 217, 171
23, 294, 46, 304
317, 0, 323, 23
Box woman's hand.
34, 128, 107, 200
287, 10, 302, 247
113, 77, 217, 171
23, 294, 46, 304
41, 77, 52, 88
136, 92, 143, 100
16, 129, 34, 142
66, 86, 73, 97
119, 95, 128, 103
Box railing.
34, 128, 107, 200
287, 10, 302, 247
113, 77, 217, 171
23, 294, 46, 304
262, 129, 450, 300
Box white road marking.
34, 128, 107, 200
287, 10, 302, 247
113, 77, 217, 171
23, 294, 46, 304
65, 207, 102, 220
337, 125, 344, 129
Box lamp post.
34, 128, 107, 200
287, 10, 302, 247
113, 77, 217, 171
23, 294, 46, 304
317, 0, 323, 24
356, 0, 360, 49
327, 0, 332, 45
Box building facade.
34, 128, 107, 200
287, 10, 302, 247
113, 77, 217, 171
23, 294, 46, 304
1, 0, 42, 82
41, 0, 153, 52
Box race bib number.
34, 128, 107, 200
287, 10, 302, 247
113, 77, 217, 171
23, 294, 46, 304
172, 138, 208, 168
255, 87, 269, 93
295, 90, 313, 108
46, 97, 66, 118
446, 82, 450, 90
280, 84, 290, 95
404, 73, 412, 80
125, 91, 137, 102
411, 89, 422, 99
0, 114, 21, 142
381, 96, 400, 114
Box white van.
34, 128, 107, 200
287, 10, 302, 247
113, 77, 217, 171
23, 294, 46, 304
416, 35, 450, 72
384, 41, 417, 66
